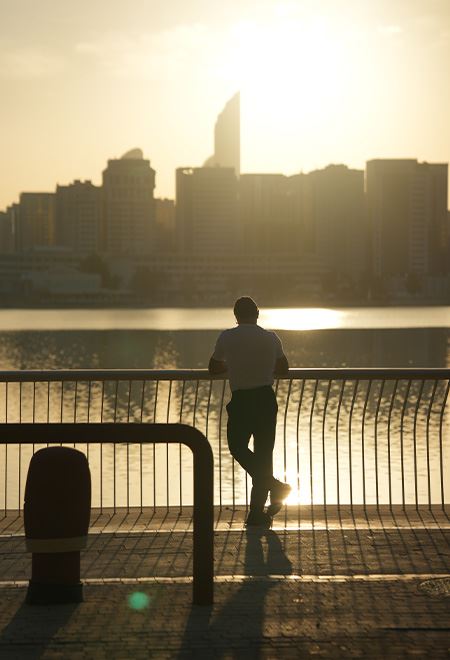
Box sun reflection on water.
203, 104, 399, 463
260, 308, 344, 331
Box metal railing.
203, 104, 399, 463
0, 368, 448, 511
6, 423, 214, 605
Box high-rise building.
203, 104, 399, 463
176, 167, 239, 254
55, 180, 101, 254
155, 198, 176, 251
292, 165, 367, 278
239, 174, 295, 254
0, 210, 14, 253
366, 159, 448, 277
101, 149, 156, 255
204, 92, 240, 175
16, 193, 55, 251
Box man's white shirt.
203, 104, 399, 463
212, 324, 284, 392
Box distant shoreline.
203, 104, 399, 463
0, 300, 449, 310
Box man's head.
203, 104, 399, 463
233, 296, 259, 324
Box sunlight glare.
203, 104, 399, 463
260, 308, 344, 331
222, 14, 353, 131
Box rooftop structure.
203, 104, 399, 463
204, 92, 240, 175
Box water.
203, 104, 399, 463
0, 306, 448, 332
0, 306, 448, 370
0, 307, 448, 509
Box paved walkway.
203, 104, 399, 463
0, 507, 448, 658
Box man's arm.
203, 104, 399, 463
274, 354, 289, 376
208, 356, 227, 375
209, 332, 227, 375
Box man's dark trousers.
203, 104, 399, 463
226, 385, 278, 513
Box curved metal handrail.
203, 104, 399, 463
2, 423, 214, 606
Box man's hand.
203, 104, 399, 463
208, 357, 227, 375
274, 354, 289, 376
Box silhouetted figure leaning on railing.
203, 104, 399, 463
209, 296, 291, 528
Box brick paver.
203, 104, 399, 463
0, 507, 448, 658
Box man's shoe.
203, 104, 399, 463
245, 510, 273, 528
267, 480, 292, 516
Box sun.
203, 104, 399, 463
223, 16, 350, 132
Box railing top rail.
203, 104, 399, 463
0, 368, 448, 383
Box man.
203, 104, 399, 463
209, 296, 291, 527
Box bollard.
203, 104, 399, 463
24, 446, 91, 605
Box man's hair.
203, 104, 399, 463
233, 296, 259, 321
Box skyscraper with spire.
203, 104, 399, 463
204, 92, 240, 176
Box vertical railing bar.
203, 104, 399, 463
400, 380, 412, 510
205, 380, 213, 440
179, 380, 186, 510
5, 382, 8, 515
126, 380, 132, 512
438, 380, 450, 510
139, 380, 146, 512
413, 380, 425, 510
245, 464, 249, 512
153, 380, 159, 422
140, 381, 146, 423
74, 381, 78, 425
87, 381, 92, 423
348, 380, 359, 508
309, 380, 318, 508
32, 381, 36, 454
283, 380, 293, 486
153, 381, 158, 510
322, 380, 332, 506
296, 380, 306, 511
60, 381, 64, 427
18, 382, 22, 512
361, 380, 372, 508
46, 381, 50, 447
193, 380, 199, 428
218, 379, 226, 509
166, 380, 173, 509
126, 380, 132, 423
73, 381, 78, 450
179, 380, 186, 424
113, 380, 119, 422
100, 380, 105, 514
232, 459, 236, 509
205, 379, 213, 511
386, 380, 398, 510
86, 381, 91, 462
113, 380, 119, 513
374, 380, 385, 510
426, 380, 438, 510
47, 381, 50, 426
335, 379, 346, 508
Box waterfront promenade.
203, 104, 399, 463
0, 506, 448, 658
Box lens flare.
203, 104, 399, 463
128, 591, 150, 611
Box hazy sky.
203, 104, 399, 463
1, 0, 449, 209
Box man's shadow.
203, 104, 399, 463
179, 528, 292, 658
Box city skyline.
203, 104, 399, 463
1, 153, 447, 307
1, 0, 449, 209
2, 148, 449, 212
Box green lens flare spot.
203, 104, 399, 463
128, 591, 150, 611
